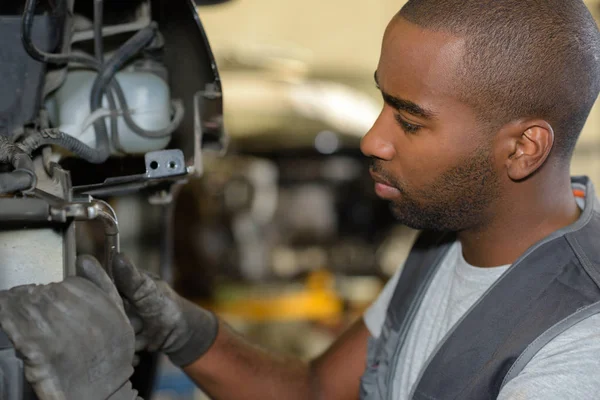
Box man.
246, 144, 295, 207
2, 0, 600, 399
108, 0, 600, 399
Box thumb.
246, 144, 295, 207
112, 253, 155, 302
124, 300, 144, 334
76, 255, 124, 312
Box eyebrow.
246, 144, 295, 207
374, 71, 437, 120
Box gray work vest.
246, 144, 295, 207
360, 176, 600, 400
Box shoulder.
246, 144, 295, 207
499, 312, 600, 400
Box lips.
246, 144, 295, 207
370, 170, 401, 199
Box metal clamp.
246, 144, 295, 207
49, 199, 120, 279
26, 189, 121, 279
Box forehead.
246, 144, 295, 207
378, 17, 467, 109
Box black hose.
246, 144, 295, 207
12, 153, 37, 190
107, 86, 124, 152
23, 0, 165, 159
20, 129, 108, 164
0, 138, 37, 194
0, 172, 36, 195
0, 198, 50, 222
93, 0, 124, 153
90, 25, 157, 107
94, 0, 104, 64
22, 0, 111, 162
110, 80, 181, 139
89, 25, 157, 162
22, 0, 100, 67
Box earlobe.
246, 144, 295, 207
506, 123, 554, 181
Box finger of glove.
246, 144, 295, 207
123, 299, 144, 333
113, 254, 158, 310
28, 375, 66, 400
113, 254, 156, 301
76, 255, 124, 312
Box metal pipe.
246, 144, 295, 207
91, 199, 118, 235
0, 198, 49, 222
46, 197, 120, 279
91, 200, 120, 279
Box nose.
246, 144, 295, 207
360, 111, 396, 161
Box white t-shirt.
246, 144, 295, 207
364, 241, 600, 399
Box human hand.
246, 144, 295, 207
0, 256, 140, 400
112, 254, 219, 367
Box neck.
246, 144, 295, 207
458, 171, 581, 268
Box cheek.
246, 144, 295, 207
398, 123, 483, 188
392, 132, 461, 188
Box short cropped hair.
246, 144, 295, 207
399, 0, 600, 158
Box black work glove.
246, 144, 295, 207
0, 255, 141, 400
112, 254, 219, 368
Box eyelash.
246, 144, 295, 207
394, 114, 421, 134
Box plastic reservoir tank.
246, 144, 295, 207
46, 70, 173, 154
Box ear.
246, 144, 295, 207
504, 121, 554, 181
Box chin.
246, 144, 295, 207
389, 203, 458, 232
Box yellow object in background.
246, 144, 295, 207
200, 271, 344, 323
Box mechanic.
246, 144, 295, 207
1, 0, 600, 399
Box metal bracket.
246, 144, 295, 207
73, 149, 189, 197
145, 149, 187, 179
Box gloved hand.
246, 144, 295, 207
112, 254, 219, 368
0, 255, 140, 400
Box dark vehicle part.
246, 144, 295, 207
153, 0, 228, 153
0, 1, 65, 137
22, 0, 88, 66
19, 128, 108, 165
39, 0, 228, 193
23, 0, 163, 164
0, 0, 227, 192
0, 0, 230, 399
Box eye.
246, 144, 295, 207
394, 114, 421, 134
